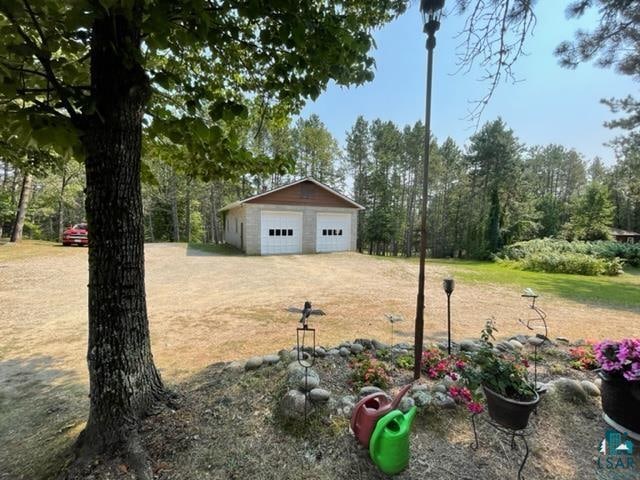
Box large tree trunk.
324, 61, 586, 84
75, 5, 168, 471
10, 172, 32, 242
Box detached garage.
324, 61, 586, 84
220, 177, 363, 255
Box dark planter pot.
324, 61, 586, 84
599, 371, 640, 436
483, 385, 540, 431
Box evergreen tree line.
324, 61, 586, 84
2, 114, 638, 258
345, 116, 639, 259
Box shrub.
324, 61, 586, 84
395, 354, 414, 370
497, 238, 638, 273
518, 252, 619, 276
349, 353, 390, 391
568, 344, 598, 371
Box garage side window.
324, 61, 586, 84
322, 228, 343, 236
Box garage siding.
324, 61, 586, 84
223, 207, 246, 251
242, 204, 358, 255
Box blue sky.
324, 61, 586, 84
301, 1, 637, 165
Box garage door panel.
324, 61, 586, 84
316, 213, 351, 252
261, 212, 302, 255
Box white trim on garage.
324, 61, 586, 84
260, 210, 303, 255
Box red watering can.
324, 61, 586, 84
350, 383, 412, 447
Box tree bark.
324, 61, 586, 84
185, 181, 191, 243
10, 172, 32, 242
57, 163, 70, 242
75, 5, 168, 470
171, 173, 180, 242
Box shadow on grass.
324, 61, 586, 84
186, 243, 244, 257
0, 356, 87, 480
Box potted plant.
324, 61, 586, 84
595, 339, 640, 436
460, 320, 539, 430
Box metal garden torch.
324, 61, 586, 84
443, 278, 455, 355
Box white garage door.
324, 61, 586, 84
316, 213, 351, 252
261, 211, 302, 255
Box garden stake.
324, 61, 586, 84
442, 278, 455, 355
296, 325, 316, 425
288, 301, 323, 426
518, 289, 549, 394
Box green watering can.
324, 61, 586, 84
369, 406, 417, 475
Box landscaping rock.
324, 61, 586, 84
263, 354, 280, 365
443, 375, 457, 388
528, 337, 545, 347
339, 341, 352, 349
460, 340, 480, 352
339, 347, 350, 357
354, 338, 373, 349
496, 341, 514, 353
225, 361, 244, 372
556, 337, 570, 344
395, 342, 412, 350
245, 356, 263, 370
594, 377, 602, 390
413, 391, 432, 408
580, 380, 601, 397
327, 348, 340, 356
350, 343, 364, 354
552, 378, 588, 403
437, 341, 457, 352
573, 338, 586, 346
287, 366, 319, 387
411, 383, 430, 393
297, 374, 320, 392
432, 383, 448, 394
372, 339, 390, 350
314, 346, 327, 357
433, 392, 456, 409
359, 386, 383, 398
508, 340, 524, 351
309, 388, 331, 402
399, 396, 415, 413
279, 389, 311, 420
340, 395, 357, 406
510, 334, 529, 345
391, 348, 408, 356
287, 361, 306, 374
278, 349, 290, 361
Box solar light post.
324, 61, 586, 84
414, 0, 445, 380
443, 278, 455, 355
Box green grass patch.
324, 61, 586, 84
428, 258, 640, 311
187, 242, 244, 256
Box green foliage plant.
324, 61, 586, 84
460, 320, 536, 402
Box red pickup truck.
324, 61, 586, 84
62, 223, 88, 246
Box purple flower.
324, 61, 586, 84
596, 339, 640, 380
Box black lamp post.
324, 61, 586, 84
414, 0, 445, 380
443, 278, 455, 355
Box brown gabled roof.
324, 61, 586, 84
219, 177, 364, 212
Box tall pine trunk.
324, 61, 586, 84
171, 173, 180, 242
10, 172, 32, 242
76, 5, 167, 467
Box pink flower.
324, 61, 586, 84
467, 401, 484, 414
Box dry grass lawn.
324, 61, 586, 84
1, 241, 639, 479
1, 241, 639, 382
